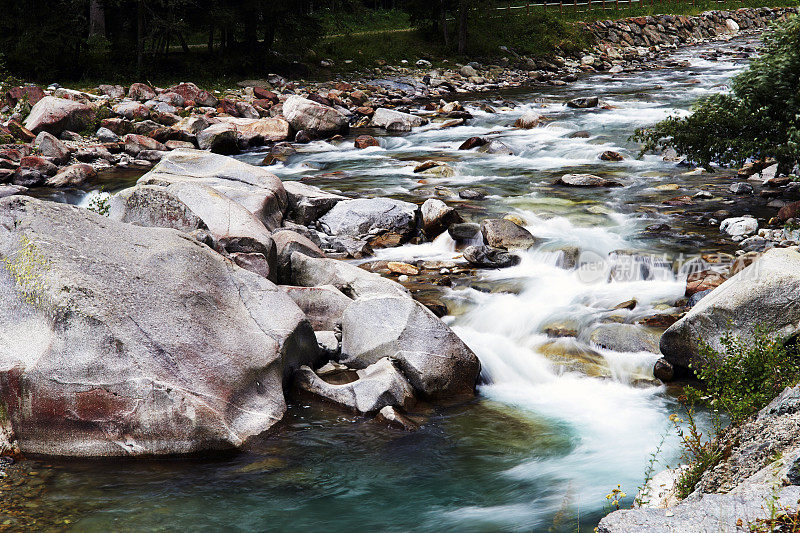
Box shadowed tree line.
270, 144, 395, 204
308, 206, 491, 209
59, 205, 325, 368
0, 0, 479, 81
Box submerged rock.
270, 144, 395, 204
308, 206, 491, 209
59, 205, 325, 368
0, 196, 318, 457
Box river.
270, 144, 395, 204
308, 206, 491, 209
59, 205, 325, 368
19, 34, 758, 532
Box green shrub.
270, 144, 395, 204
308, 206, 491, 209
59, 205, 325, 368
633, 15, 800, 173
685, 327, 800, 425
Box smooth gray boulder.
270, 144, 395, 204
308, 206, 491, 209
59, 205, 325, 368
340, 295, 480, 398
283, 181, 347, 225
556, 174, 623, 187
137, 149, 287, 230
33, 131, 71, 165
661, 248, 800, 369
480, 218, 538, 250
23, 96, 95, 135
0, 196, 318, 457
295, 357, 415, 413
370, 108, 428, 131
290, 252, 409, 299
110, 184, 206, 233
318, 198, 420, 239
282, 95, 348, 136
281, 285, 353, 331
421, 199, 462, 238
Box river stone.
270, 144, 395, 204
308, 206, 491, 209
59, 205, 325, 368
23, 96, 96, 135
586, 323, 660, 353
196, 123, 239, 154
290, 252, 409, 299
47, 163, 97, 187
282, 95, 348, 136
283, 181, 347, 225
374, 405, 419, 431
660, 248, 800, 369
448, 222, 481, 242
340, 295, 480, 399
476, 140, 514, 155
110, 185, 205, 233
112, 101, 150, 120
514, 112, 540, 129
720, 216, 758, 236
370, 108, 428, 131
0, 196, 319, 457
567, 96, 599, 108
33, 132, 70, 165
137, 149, 287, 230
480, 218, 538, 250
318, 198, 420, 239
216, 117, 291, 143
421, 199, 462, 238
295, 357, 415, 414
281, 285, 353, 331
463, 245, 520, 268
556, 174, 623, 187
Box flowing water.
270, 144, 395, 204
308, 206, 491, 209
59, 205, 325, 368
19, 36, 759, 532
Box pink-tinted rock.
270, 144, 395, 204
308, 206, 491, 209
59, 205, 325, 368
23, 96, 96, 135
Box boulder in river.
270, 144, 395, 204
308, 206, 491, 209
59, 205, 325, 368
476, 140, 514, 156
282, 95, 349, 137
0, 196, 319, 457
196, 123, 239, 154
719, 216, 758, 236
566, 96, 599, 108
555, 174, 623, 187
660, 248, 800, 369
318, 197, 420, 241
480, 218, 538, 250
340, 295, 480, 399
295, 357, 415, 414
370, 108, 428, 131
421, 199, 462, 238
281, 285, 353, 331
463, 245, 520, 268
137, 149, 287, 231
283, 181, 347, 225
33, 131, 70, 165
23, 96, 96, 135
290, 252, 410, 299
514, 112, 541, 129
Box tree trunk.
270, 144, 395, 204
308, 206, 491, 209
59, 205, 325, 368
89, 0, 106, 38
457, 0, 468, 55
207, 23, 214, 53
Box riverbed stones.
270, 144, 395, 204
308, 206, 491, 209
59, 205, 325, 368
295, 357, 415, 414
282, 95, 349, 136
318, 198, 419, 240
514, 112, 540, 128
480, 218, 538, 250
370, 108, 428, 131
0, 196, 319, 456
23, 96, 96, 135
46, 163, 97, 187
354, 135, 380, 149
586, 323, 660, 353
340, 295, 480, 399
477, 140, 514, 155
660, 248, 800, 369
137, 149, 287, 230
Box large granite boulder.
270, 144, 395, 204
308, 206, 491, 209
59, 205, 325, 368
281, 95, 348, 136
281, 285, 353, 331
318, 198, 420, 240
340, 295, 480, 399
137, 149, 287, 230
660, 248, 800, 369
0, 196, 318, 457
24, 96, 96, 135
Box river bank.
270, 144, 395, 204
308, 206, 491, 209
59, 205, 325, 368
2, 8, 800, 533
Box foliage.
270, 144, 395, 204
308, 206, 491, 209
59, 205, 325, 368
633, 15, 800, 172
669, 407, 723, 500
87, 192, 111, 217
1, 235, 50, 309
685, 327, 800, 425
